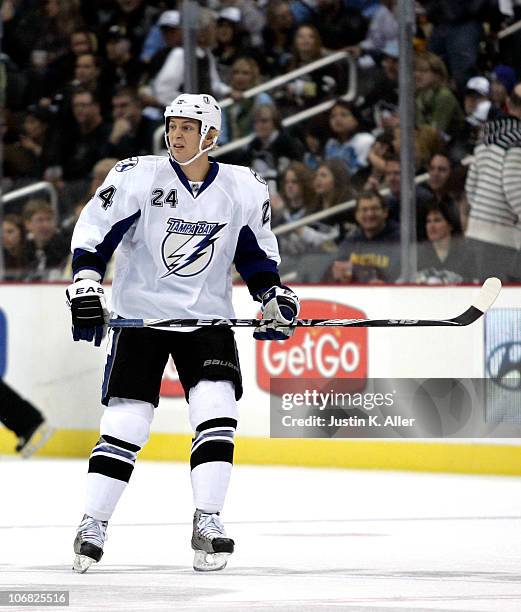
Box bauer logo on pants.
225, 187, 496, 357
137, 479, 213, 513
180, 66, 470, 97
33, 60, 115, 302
256, 300, 368, 395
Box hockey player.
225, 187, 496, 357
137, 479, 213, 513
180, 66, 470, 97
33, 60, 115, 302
66, 93, 300, 573
0, 379, 54, 458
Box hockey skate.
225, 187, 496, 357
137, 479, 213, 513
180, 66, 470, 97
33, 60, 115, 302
72, 514, 108, 573
191, 510, 234, 572
16, 421, 54, 458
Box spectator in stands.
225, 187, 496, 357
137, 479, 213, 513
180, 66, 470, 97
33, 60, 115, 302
418, 0, 489, 95
326, 190, 400, 283
107, 87, 160, 159
417, 154, 454, 204
324, 100, 375, 178
152, 8, 230, 107
214, 7, 251, 83
2, 214, 31, 280
465, 82, 521, 281
363, 131, 395, 191
415, 153, 461, 241
414, 51, 464, 138
271, 162, 321, 257
102, 0, 159, 59
76, 53, 114, 117
245, 103, 304, 191
282, 24, 345, 112
376, 154, 442, 241
140, 10, 179, 66
141, 10, 182, 84
272, 161, 316, 228
59, 88, 111, 181
220, 57, 273, 143
357, 39, 399, 128
382, 155, 401, 222
490, 65, 516, 113
416, 201, 476, 284
451, 76, 504, 159
102, 26, 143, 93
3, 105, 60, 181
311, 159, 354, 245
219, 0, 267, 48
8, 0, 83, 68
47, 52, 112, 119
415, 125, 445, 172
303, 0, 369, 50
277, 159, 353, 281
46, 29, 98, 93
463, 77, 497, 127
352, 0, 398, 66
22, 199, 69, 280
301, 119, 328, 171
260, 0, 295, 77
392, 124, 444, 173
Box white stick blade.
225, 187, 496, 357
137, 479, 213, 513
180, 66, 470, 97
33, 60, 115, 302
472, 277, 502, 313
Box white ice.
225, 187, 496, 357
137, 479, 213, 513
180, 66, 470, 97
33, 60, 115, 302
0, 458, 520, 612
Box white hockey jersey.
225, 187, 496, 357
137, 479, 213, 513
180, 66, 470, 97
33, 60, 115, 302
71, 156, 281, 321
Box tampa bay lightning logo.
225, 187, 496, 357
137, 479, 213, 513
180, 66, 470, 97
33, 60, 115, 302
161, 218, 226, 278
487, 342, 521, 390
115, 157, 138, 172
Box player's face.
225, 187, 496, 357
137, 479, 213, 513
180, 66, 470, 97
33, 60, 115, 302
167, 118, 202, 163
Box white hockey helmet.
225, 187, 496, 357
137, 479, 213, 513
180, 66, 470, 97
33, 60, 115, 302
164, 93, 222, 165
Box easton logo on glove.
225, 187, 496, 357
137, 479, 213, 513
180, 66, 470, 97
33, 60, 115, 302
66, 279, 109, 347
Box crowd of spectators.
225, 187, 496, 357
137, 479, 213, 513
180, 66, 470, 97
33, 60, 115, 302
2, 0, 521, 284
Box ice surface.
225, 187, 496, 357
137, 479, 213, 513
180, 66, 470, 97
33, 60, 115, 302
0, 458, 520, 612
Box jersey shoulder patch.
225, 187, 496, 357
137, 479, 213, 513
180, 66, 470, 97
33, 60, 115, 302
249, 167, 267, 185
115, 157, 139, 172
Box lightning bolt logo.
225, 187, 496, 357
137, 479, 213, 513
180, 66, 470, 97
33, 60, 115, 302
161, 220, 226, 278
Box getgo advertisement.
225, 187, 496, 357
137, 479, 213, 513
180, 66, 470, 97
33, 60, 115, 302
256, 300, 368, 395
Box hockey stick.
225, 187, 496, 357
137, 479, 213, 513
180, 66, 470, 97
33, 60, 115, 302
108, 277, 501, 329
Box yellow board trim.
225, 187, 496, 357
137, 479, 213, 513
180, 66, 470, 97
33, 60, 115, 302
1, 428, 520, 475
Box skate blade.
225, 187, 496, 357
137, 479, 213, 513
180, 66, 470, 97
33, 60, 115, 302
73, 554, 97, 574
20, 423, 54, 458
193, 550, 230, 572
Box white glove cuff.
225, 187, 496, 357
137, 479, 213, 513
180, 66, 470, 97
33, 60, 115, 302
73, 269, 102, 283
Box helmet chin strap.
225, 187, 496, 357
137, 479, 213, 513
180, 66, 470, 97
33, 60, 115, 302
165, 133, 217, 167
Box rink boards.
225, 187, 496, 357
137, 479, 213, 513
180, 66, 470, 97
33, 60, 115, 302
1, 282, 521, 474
